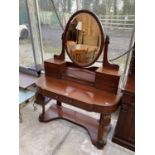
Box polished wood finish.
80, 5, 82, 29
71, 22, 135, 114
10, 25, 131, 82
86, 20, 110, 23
112, 46, 135, 151
36, 75, 122, 113
35, 10, 122, 149
36, 67, 122, 149
44, 58, 66, 78
95, 67, 121, 94
39, 104, 111, 149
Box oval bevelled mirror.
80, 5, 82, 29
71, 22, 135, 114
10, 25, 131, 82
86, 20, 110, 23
64, 10, 105, 67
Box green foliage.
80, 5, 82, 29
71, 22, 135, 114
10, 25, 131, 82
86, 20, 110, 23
19, 10, 28, 24
51, 13, 60, 26
121, 0, 135, 15
67, 0, 72, 12
92, 0, 107, 15
82, 0, 93, 10
81, 0, 134, 15
39, 0, 52, 11
19, 0, 28, 24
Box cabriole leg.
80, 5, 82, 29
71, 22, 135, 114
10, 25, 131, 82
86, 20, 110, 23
35, 92, 45, 121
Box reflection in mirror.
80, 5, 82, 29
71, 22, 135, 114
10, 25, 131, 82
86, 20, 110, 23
65, 12, 103, 66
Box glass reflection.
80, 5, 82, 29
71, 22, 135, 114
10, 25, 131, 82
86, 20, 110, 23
66, 13, 102, 65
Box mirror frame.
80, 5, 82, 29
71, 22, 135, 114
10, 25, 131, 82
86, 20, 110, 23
64, 10, 105, 67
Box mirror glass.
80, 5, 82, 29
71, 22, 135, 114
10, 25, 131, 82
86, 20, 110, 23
65, 11, 104, 67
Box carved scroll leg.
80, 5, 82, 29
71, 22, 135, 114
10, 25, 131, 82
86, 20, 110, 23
35, 92, 45, 122
40, 97, 45, 121
96, 113, 111, 149
57, 101, 62, 106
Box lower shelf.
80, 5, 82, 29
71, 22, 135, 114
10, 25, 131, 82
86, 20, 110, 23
39, 104, 111, 149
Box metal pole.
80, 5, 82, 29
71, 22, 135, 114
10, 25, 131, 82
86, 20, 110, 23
26, 0, 43, 70
122, 24, 135, 88
35, 0, 44, 62
25, 0, 37, 67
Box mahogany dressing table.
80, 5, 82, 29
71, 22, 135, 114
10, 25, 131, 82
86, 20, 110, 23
35, 10, 122, 149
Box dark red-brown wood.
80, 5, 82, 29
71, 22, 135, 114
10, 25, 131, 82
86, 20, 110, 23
112, 45, 135, 151
54, 10, 105, 68
35, 71, 122, 149
36, 50, 122, 149
39, 104, 112, 149
35, 10, 122, 149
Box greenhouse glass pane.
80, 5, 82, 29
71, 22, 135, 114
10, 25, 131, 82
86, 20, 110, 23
38, 0, 135, 73
19, 0, 35, 68
80, 0, 135, 72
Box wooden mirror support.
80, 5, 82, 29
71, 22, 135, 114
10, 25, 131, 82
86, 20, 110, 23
64, 10, 104, 67
35, 10, 122, 149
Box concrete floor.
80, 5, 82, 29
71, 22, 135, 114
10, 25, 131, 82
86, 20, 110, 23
19, 100, 134, 155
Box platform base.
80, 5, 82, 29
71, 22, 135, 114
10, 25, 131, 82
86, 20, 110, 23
39, 104, 111, 149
